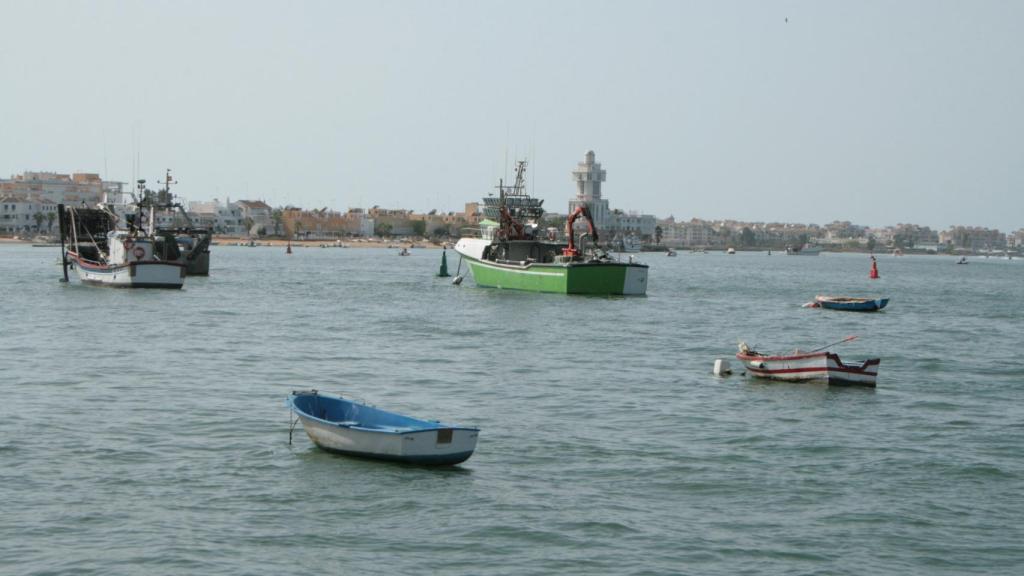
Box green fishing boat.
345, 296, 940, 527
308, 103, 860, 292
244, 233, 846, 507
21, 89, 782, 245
453, 160, 648, 295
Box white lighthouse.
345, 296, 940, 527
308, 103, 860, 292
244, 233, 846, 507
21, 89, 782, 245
569, 150, 610, 229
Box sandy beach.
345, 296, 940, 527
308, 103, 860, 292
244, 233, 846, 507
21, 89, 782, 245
212, 237, 447, 249
0, 235, 449, 249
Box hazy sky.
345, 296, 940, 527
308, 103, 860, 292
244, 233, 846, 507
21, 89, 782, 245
1, 1, 1021, 230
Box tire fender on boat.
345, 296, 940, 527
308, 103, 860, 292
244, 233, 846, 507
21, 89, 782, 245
133, 246, 145, 261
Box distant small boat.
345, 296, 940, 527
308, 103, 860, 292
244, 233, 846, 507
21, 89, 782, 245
615, 233, 642, 253
786, 244, 823, 255
956, 257, 968, 265
288, 390, 479, 465
726, 247, 736, 255
814, 295, 889, 312
736, 342, 879, 387
399, 247, 410, 256
666, 249, 677, 257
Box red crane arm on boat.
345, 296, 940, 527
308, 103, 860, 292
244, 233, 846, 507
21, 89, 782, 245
563, 205, 598, 257
499, 206, 525, 240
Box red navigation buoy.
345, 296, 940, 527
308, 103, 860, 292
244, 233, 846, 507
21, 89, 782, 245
869, 255, 879, 279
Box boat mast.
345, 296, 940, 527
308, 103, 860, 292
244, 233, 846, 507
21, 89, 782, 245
58, 204, 69, 282
159, 168, 180, 229
511, 160, 527, 196
162, 168, 175, 197
133, 179, 146, 236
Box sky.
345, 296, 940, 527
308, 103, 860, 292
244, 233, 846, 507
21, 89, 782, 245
1, 0, 1021, 231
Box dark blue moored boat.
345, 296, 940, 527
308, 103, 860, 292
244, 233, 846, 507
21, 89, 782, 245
288, 390, 479, 465
815, 295, 890, 312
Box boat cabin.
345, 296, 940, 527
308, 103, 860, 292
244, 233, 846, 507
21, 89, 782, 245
482, 239, 568, 264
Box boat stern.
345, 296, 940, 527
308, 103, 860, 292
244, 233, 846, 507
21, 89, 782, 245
399, 427, 480, 465
622, 264, 648, 295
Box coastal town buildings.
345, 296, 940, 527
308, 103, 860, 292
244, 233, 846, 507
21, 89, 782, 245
0, 171, 129, 235
940, 226, 1006, 250
1010, 230, 1024, 248
235, 200, 274, 236
0, 171, 124, 207
280, 207, 374, 238
0, 167, 1018, 252
0, 195, 59, 234
823, 221, 866, 242
653, 217, 825, 249
188, 200, 246, 235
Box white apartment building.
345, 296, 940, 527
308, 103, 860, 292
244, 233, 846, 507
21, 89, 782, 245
189, 200, 246, 235
235, 200, 274, 235
0, 196, 60, 234
0, 171, 124, 206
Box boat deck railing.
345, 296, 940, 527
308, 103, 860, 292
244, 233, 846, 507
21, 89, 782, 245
70, 252, 108, 267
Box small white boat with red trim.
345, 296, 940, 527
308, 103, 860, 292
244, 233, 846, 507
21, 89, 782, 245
59, 204, 186, 289
735, 338, 880, 387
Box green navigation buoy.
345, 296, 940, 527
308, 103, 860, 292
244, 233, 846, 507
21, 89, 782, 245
438, 249, 451, 277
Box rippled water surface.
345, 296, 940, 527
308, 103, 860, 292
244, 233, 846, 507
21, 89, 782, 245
1, 245, 1022, 575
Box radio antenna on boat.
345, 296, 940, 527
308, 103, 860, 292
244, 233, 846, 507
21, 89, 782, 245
160, 168, 177, 195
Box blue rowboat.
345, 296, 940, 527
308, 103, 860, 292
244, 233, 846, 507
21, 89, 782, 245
288, 390, 479, 465
815, 295, 890, 312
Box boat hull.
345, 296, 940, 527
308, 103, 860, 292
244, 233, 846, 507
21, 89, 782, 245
295, 415, 478, 465
289, 392, 479, 466
786, 246, 822, 255
455, 239, 648, 295
737, 351, 879, 387
816, 296, 889, 312
465, 257, 647, 295
69, 254, 185, 289
184, 251, 210, 276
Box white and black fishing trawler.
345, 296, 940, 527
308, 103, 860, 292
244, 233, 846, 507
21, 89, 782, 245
136, 170, 212, 276
58, 175, 191, 289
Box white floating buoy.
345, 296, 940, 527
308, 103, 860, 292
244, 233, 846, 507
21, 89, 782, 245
452, 275, 464, 285
713, 358, 732, 376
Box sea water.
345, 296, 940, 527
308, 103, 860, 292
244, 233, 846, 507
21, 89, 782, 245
1, 245, 1022, 575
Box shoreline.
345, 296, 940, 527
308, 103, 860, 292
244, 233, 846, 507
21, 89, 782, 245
215, 237, 446, 249
0, 235, 448, 250
2, 235, 1015, 256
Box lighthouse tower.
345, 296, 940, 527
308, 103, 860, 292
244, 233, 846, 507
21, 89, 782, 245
569, 150, 610, 228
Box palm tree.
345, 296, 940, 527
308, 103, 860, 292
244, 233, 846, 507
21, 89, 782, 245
271, 209, 284, 236
33, 212, 44, 232
46, 211, 56, 232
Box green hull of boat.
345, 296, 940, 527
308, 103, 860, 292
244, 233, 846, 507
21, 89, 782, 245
465, 257, 647, 295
